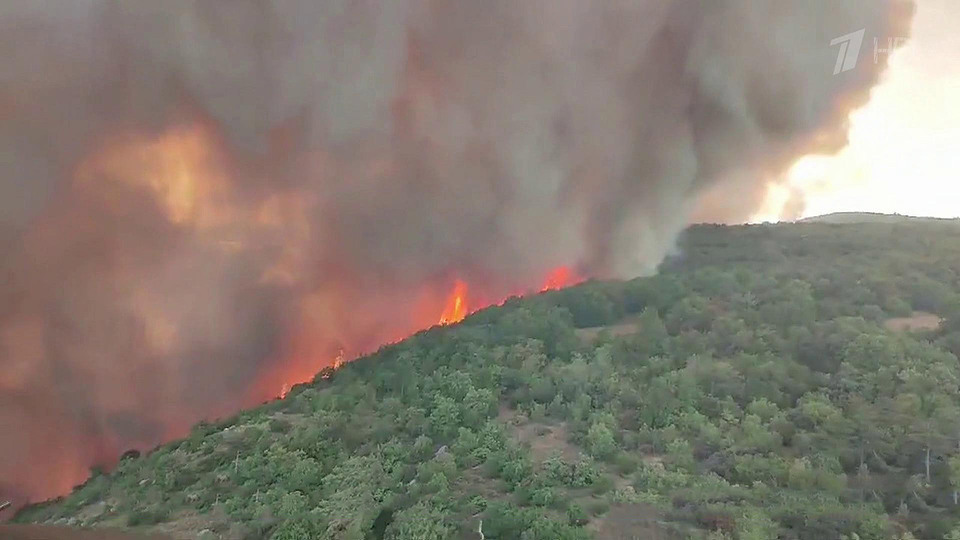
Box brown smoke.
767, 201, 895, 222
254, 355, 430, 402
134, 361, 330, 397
0, 0, 913, 505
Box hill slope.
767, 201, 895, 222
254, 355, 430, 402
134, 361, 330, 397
798, 212, 960, 225
14, 221, 960, 540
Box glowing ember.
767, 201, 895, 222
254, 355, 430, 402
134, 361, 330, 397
438, 280, 469, 325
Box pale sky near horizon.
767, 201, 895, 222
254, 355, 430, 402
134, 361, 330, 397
759, 0, 960, 221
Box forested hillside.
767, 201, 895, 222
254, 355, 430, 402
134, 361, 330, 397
16, 220, 960, 540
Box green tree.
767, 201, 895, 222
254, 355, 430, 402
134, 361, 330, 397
586, 421, 617, 459
271, 516, 328, 540
635, 307, 668, 356
314, 455, 391, 538
429, 395, 461, 439
384, 502, 450, 540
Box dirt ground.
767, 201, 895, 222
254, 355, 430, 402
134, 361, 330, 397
498, 407, 581, 462
511, 421, 581, 463
884, 311, 942, 332
0, 525, 169, 540
587, 503, 671, 540
575, 317, 642, 342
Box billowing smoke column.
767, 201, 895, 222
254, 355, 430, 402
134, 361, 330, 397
0, 0, 912, 505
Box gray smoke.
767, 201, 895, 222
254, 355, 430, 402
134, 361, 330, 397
0, 0, 913, 504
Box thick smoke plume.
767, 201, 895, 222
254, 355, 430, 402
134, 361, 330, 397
0, 0, 912, 505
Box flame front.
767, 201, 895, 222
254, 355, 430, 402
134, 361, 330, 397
272, 267, 582, 397
438, 280, 469, 325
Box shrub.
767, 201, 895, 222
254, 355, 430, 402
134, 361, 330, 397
567, 503, 589, 526
127, 507, 168, 527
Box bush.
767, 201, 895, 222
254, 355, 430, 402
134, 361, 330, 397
586, 499, 610, 516
483, 502, 534, 538
127, 507, 168, 527
384, 502, 450, 540
544, 456, 599, 488
270, 515, 326, 540
586, 422, 617, 459
529, 487, 556, 507
591, 475, 614, 496
468, 496, 488, 514
567, 503, 589, 526
268, 418, 291, 434
614, 452, 640, 475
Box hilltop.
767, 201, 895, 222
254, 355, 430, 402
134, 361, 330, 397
13, 220, 960, 539
798, 212, 960, 225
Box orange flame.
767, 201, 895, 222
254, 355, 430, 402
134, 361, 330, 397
540, 265, 582, 291
438, 279, 469, 325
279, 349, 345, 397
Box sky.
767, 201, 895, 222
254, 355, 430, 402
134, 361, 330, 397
762, 0, 960, 221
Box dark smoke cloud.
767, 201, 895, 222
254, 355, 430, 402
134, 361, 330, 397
0, 0, 913, 504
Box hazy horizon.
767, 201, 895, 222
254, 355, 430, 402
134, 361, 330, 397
755, 0, 960, 222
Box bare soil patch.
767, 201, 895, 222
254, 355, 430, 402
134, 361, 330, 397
576, 316, 642, 342
885, 311, 942, 332
498, 407, 580, 462
587, 503, 670, 540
